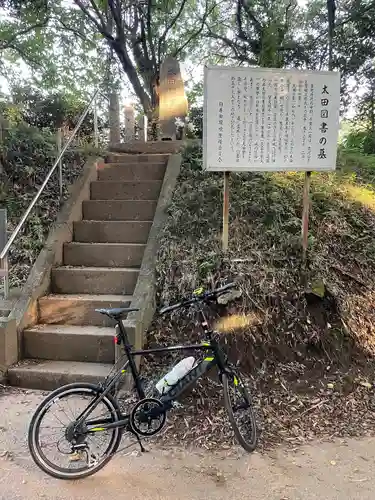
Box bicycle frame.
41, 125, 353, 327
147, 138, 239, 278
78, 308, 228, 433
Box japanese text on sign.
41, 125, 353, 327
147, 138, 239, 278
203, 66, 340, 172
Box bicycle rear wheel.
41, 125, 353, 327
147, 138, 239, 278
28, 383, 122, 480
222, 370, 257, 452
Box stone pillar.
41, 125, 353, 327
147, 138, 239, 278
109, 92, 120, 145
136, 115, 148, 142
124, 104, 135, 142
159, 56, 188, 140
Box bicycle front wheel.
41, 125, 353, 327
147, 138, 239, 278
223, 370, 257, 452
28, 383, 122, 480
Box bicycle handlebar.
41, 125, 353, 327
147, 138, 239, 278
159, 282, 237, 315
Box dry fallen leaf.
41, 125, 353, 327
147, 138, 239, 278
359, 381, 372, 389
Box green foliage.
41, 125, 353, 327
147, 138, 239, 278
344, 130, 375, 154
181, 141, 203, 170
0, 118, 88, 287
188, 107, 203, 139
9, 86, 104, 137
0, 0, 52, 70
1, 122, 55, 186
186, 82, 203, 108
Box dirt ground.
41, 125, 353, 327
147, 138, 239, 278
1, 388, 375, 500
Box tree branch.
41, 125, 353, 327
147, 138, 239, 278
240, 0, 263, 35
55, 17, 93, 46
173, 0, 216, 59
140, 18, 150, 62
73, 0, 113, 39
145, 0, 158, 71
310, 1, 375, 46
205, 22, 258, 63
158, 0, 188, 60
1, 42, 43, 67
108, 0, 123, 38
88, 0, 108, 28
0, 19, 50, 51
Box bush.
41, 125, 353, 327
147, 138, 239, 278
7, 87, 106, 141
188, 107, 203, 139
0, 120, 88, 287
1, 122, 55, 189
341, 122, 375, 155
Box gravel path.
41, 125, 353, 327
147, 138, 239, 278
1, 388, 374, 500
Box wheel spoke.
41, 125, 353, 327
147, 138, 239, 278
28, 386, 121, 480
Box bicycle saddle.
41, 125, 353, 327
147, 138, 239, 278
95, 307, 139, 319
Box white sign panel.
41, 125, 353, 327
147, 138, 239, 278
203, 66, 340, 172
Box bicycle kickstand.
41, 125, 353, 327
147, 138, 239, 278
128, 427, 147, 453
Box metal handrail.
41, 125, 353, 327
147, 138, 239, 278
0, 89, 100, 292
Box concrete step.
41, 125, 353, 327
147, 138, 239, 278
74, 220, 152, 244
8, 360, 113, 391
90, 181, 162, 200
38, 294, 133, 327
23, 324, 115, 363
64, 242, 145, 267
51, 266, 139, 295
82, 200, 156, 222
105, 153, 168, 164
98, 162, 166, 181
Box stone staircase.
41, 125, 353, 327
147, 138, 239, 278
8, 152, 169, 390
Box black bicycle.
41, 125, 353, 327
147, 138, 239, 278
28, 282, 257, 480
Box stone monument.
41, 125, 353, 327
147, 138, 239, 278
159, 56, 188, 140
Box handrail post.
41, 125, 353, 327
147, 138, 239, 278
57, 128, 63, 199
0, 209, 9, 299
3, 256, 9, 299
93, 99, 99, 148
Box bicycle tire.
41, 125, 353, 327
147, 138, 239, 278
222, 371, 257, 452
28, 383, 122, 480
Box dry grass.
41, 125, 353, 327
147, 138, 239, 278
153, 143, 375, 365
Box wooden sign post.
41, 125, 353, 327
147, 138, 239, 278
222, 172, 230, 252
0, 209, 9, 298
301, 171, 311, 266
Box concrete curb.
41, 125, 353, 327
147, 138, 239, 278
0, 316, 16, 375
120, 153, 182, 360
109, 141, 186, 155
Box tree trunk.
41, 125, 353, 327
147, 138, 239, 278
112, 43, 153, 118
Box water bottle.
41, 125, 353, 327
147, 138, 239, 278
155, 357, 195, 395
